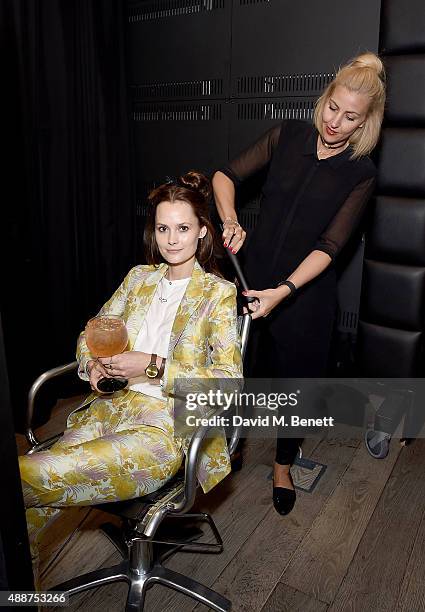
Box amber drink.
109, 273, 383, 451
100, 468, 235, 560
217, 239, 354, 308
86, 315, 128, 357
85, 315, 128, 392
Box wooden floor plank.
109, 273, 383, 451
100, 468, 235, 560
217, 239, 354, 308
396, 505, 425, 612
42, 510, 124, 612
41, 508, 122, 589
132, 461, 274, 612
45, 437, 277, 612
195, 437, 359, 612
39, 507, 92, 579
329, 439, 425, 612
280, 440, 401, 604
58, 437, 323, 612
27, 396, 425, 612
261, 583, 328, 612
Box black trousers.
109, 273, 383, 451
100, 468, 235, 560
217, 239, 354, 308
247, 279, 336, 466
246, 325, 301, 465
275, 434, 301, 465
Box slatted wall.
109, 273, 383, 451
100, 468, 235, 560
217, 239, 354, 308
127, 0, 381, 334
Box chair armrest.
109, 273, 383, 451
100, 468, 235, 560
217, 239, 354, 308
171, 401, 239, 515
168, 317, 250, 516
161, 314, 249, 517
142, 401, 234, 537
26, 361, 78, 449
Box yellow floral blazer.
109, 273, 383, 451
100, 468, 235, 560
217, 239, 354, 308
76, 261, 243, 493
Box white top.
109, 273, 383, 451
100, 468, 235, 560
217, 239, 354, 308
128, 276, 190, 400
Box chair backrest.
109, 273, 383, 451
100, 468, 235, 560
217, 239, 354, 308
238, 312, 251, 362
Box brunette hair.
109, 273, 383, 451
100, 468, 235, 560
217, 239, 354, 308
314, 52, 386, 158
144, 171, 222, 276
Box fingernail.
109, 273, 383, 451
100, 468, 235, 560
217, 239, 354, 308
232, 248, 236, 254
223, 242, 227, 247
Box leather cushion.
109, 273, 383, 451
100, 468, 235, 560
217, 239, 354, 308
366, 196, 425, 266
357, 321, 422, 376
381, 0, 425, 54
377, 128, 425, 196
385, 55, 425, 125
361, 259, 425, 330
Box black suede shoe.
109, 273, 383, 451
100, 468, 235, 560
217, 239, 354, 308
272, 472, 296, 515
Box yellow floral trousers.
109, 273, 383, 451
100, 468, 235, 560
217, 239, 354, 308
19, 391, 183, 555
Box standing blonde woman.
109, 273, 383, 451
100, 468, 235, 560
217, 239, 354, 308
212, 53, 386, 515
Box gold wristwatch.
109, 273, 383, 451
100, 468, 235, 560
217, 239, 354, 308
145, 353, 165, 379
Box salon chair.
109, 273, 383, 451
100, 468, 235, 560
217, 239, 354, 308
25, 313, 250, 612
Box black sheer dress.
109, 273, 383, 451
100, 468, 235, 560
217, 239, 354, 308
220, 120, 376, 464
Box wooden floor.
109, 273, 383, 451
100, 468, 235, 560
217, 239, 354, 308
17, 398, 425, 612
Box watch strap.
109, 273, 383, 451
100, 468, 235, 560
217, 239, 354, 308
157, 357, 166, 379
146, 354, 166, 379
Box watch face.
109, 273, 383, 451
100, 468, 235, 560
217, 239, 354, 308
145, 364, 159, 378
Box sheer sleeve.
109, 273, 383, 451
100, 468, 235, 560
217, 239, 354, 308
314, 177, 376, 259
219, 123, 282, 186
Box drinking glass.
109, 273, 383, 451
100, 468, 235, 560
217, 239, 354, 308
85, 314, 129, 392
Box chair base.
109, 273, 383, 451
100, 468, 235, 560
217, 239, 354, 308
51, 559, 231, 612
49, 515, 231, 611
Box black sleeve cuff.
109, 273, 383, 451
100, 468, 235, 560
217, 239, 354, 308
314, 242, 338, 260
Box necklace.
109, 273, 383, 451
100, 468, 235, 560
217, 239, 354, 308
319, 134, 349, 150
317, 135, 350, 159
158, 277, 173, 303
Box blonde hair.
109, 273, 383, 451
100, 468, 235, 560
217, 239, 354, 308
314, 52, 386, 158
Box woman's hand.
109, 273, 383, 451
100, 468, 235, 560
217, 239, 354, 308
98, 351, 153, 380
212, 171, 246, 253
222, 218, 247, 254
242, 286, 291, 319
86, 359, 110, 392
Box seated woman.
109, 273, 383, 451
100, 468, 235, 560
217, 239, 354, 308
19, 171, 242, 562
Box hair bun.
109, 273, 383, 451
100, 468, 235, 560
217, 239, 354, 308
352, 52, 385, 80
179, 171, 211, 200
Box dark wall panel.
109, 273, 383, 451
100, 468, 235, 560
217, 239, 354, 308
128, 1, 231, 97
228, 0, 381, 172
133, 100, 229, 186
127, 0, 381, 334
229, 96, 316, 157
231, 0, 381, 94
127, 0, 382, 192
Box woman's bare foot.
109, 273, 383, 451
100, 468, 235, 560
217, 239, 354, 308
272, 461, 296, 515
273, 462, 294, 489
